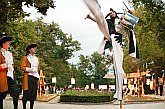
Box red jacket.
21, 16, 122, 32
0, 52, 8, 92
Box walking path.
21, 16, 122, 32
3, 94, 165, 109
144, 94, 165, 99
48, 95, 60, 104
3, 99, 165, 109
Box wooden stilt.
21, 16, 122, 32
120, 100, 122, 109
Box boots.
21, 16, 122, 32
13, 98, 18, 109
30, 100, 34, 109
22, 100, 27, 109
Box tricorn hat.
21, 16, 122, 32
25, 43, 37, 51
0, 33, 13, 44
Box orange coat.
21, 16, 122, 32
20, 56, 40, 91
0, 52, 8, 92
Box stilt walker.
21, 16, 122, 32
83, 1, 139, 109
83, 0, 123, 108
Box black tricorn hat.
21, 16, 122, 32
0, 33, 13, 44
25, 43, 37, 51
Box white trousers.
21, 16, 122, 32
111, 34, 125, 101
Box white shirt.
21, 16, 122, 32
1, 48, 14, 79
27, 54, 40, 78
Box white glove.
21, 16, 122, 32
32, 67, 38, 73
25, 67, 34, 73
0, 63, 8, 69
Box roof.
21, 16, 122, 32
103, 73, 115, 79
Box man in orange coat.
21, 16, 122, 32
20, 43, 40, 109
0, 33, 19, 109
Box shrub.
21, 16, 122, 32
60, 90, 114, 103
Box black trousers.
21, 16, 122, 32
0, 77, 19, 109
22, 75, 38, 101
160, 85, 163, 96
22, 75, 38, 109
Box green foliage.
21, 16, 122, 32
4, 18, 81, 85
32, 0, 55, 15
60, 90, 114, 103
60, 95, 111, 103
0, 0, 55, 32
123, 0, 165, 72
76, 52, 114, 88
63, 90, 111, 96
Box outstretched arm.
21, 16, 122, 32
105, 13, 110, 19
85, 14, 96, 22
83, 0, 110, 41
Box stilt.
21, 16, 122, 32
120, 100, 122, 109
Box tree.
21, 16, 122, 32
0, 0, 55, 32
122, 0, 165, 73
77, 52, 114, 88
130, 0, 165, 70
76, 55, 92, 87
6, 18, 81, 85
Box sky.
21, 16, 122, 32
23, 0, 130, 64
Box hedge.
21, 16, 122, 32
60, 90, 114, 103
